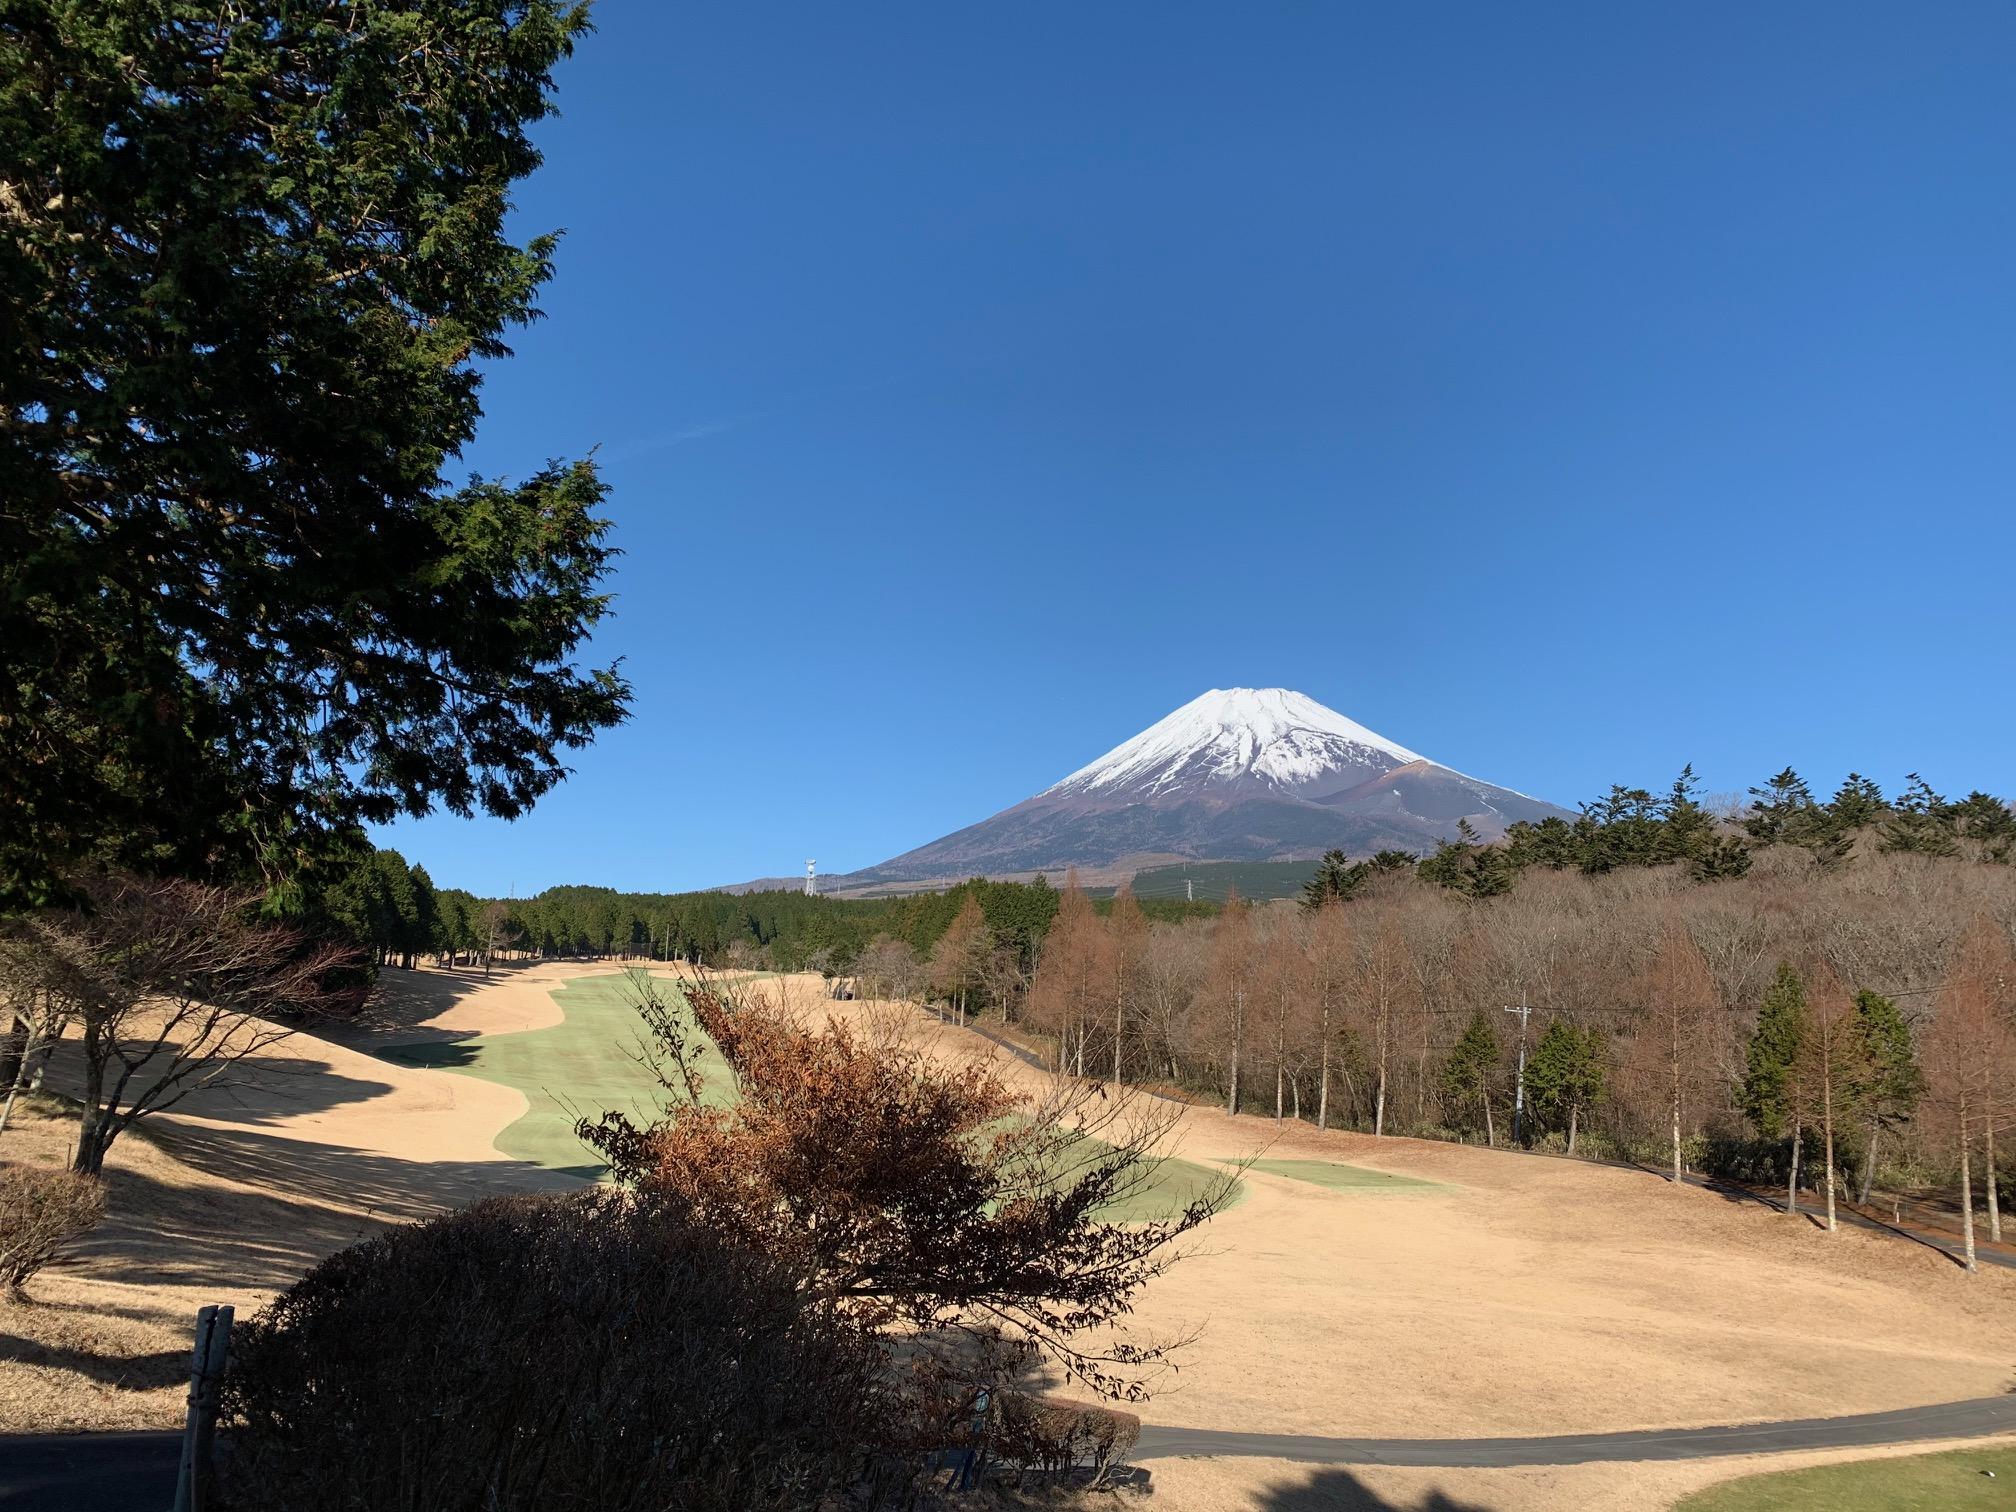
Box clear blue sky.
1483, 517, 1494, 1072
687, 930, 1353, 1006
374, 2, 2016, 895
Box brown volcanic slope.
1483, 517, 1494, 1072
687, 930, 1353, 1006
842, 688, 1569, 889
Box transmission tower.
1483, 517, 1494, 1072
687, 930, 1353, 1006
804, 860, 818, 897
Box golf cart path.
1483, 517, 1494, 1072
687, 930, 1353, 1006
7, 1394, 2016, 1510
1132, 1392, 2016, 1465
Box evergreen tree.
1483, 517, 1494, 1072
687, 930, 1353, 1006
1523, 1019, 1606, 1154
1746, 962, 1815, 1213
1743, 964, 1808, 1141
1300, 850, 1368, 910
1467, 845, 1517, 898
1825, 773, 1889, 833
1502, 816, 1582, 871
1949, 792, 2016, 862
1655, 766, 1718, 864
1881, 775, 1959, 857
1691, 835, 1753, 882
1440, 1008, 1501, 1145
1420, 820, 1515, 898
1, 1, 626, 909
1843, 989, 1925, 1203
1744, 769, 1821, 847
1578, 786, 1663, 873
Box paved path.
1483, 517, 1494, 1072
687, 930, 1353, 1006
8, 1395, 2015, 1506
0, 1431, 180, 1511
1133, 1394, 2016, 1466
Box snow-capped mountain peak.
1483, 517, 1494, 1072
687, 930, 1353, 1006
1046, 687, 1425, 799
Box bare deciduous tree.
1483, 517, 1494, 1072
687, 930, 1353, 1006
0, 873, 351, 1175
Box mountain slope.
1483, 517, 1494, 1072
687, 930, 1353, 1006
848, 688, 1568, 886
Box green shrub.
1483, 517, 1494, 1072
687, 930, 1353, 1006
220, 1191, 889, 1512
0, 1162, 106, 1297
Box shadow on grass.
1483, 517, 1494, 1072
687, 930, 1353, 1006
1256, 1468, 1496, 1511
0, 1333, 188, 1392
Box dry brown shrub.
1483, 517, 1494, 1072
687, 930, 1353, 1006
0, 1162, 106, 1297
220, 1190, 890, 1512
991, 1393, 1142, 1485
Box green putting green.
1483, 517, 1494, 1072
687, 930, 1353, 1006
1069, 1137, 1245, 1223
1247, 1159, 1441, 1193
1673, 1446, 2016, 1511
378, 969, 731, 1179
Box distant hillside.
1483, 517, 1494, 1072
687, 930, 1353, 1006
1129, 859, 1323, 904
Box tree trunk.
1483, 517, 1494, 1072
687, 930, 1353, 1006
1786, 1122, 1802, 1218
1822, 1107, 1838, 1233
1483, 1094, 1495, 1149
1959, 1099, 1978, 1273
1373, 1061, 1387, 1138
1226, 990, 1243, 1117
1291, 1075, 1301, 1123
1987, 1119, 2002, 1244
1567, 1103, 1579, 1156
1858, 1117, 1881, 1206
1274, 1018, 1286, 1124
1317, 1002, 1331, 1130
1670, 1059, 1683, 1183
1112, 990, 1122, 1087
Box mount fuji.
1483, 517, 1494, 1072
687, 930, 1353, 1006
843, 688, 1570, 889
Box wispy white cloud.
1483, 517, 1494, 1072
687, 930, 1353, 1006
601, 417, 740, 464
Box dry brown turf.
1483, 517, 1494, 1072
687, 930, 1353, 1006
6, 964, 2015, 1512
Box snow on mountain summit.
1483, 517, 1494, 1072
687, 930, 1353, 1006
1047, 688, 1426, 798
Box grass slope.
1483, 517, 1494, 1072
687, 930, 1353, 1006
1675, 1447, 2016, 1510
1247, 1158, 1441, 1192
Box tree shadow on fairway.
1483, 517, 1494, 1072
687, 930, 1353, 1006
1257, 1468, 1497, 1512
377, 1036, 484, 1069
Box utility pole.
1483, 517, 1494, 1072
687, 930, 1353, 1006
1503, 1002, 1533, 1145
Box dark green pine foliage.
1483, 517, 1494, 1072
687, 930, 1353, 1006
1744, 769, 1823, 848
1, 1, 627, 909
1742, 964, 1808, 1140
1419, 820, 1515, 898
1655, 766, 1720, 864
1825, 774, 1889, 833
1523, 1019, 1607, 1149
1576, 786, 1664, 873
1948, 792, 2016, 862
1301, 849, 1370, 910
1502, 816, 1582, 871
1880, 775, 1960, 857
1690, 835, 1754, 882
1368, 850, 1419, 873
1440, 1008, 1501, 1141
1843, 989, 1925, 1197
1844, 990, 1923, 1134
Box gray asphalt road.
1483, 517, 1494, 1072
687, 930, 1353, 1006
0, 1431, 181, 1511
1133, 1394, 2016, 1466
8, 1394, 2014, 1506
